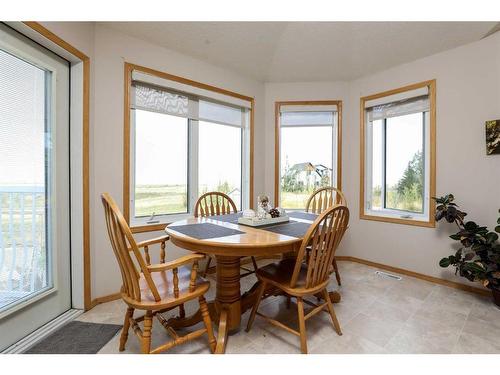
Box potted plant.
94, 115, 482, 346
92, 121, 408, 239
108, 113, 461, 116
434, 194, 500, 306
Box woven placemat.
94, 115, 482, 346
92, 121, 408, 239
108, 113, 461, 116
260, 221, 312, 238
287, 211, 319, 221
169, 222, 244, 240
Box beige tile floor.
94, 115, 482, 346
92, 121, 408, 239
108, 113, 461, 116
78, 260, 500, 354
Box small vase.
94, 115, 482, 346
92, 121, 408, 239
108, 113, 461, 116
492, 288, 500, 307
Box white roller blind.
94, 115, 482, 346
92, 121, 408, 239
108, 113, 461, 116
367, 95, 429, 122
132, 83, 189, 117
364, 86, 428, 109
280, 104, 337, 112
199, 100, 242, 127
280, 111, 335, 126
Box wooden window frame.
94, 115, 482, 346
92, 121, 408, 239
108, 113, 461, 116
274, 100, 343, 207
124, 62, 255, 233
359, 80, 436, 228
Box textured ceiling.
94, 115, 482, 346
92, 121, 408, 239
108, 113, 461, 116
101, 22, 498, 82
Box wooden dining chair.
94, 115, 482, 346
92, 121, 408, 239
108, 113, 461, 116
246, 205, 349, 354
305, 186, 347, 213
101, 193, 216, 354
194, 191, 258, 277
305, 186, 347, 286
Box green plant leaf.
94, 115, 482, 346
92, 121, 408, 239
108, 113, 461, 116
495, 225, 500, 233
464, 221, 478, 230
439, 257, 451, 267
486, 232, 499, 244
462, 262, 487, 277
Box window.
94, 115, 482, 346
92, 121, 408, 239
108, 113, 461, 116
361, 80, 436, 226
198, 120, 242, 209
0, 24, 71, 328
276, 102, 341, 210
126, 65, 252, 227
134, 111, 189, 217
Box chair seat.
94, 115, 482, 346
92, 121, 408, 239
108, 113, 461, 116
255, 259, 306, 294
257, 258, 331, 296
130, 266, 209, 309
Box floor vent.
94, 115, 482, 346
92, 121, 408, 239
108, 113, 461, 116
2, 308, 83, 354
375, 270, 402, 281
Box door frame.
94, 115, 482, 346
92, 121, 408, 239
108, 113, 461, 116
5, 22, 91, 310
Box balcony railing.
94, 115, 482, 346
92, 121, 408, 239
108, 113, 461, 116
0, 186, 47, 310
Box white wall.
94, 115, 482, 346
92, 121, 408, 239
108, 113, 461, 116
266, 31, 500, 286
341, 31, 500, 283
39, 22, 500, 298
41, 23, 266, 299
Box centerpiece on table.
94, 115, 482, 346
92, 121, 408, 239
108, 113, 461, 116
238, 194, 289, 227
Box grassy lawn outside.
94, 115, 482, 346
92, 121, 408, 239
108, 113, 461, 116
133, 185, 423, 217
134, 183, 240, 217
371, 187, 423, 213
134, 185, 187, 217
280, 191, 310, 210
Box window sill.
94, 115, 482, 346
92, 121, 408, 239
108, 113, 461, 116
360, 212, 435, 228
130, 213, 191, 233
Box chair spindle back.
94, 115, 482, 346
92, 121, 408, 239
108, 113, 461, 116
194, 192, 237, 217
291, 205, 349, 289
305, 187, 347, 214
101, 193, 160, 302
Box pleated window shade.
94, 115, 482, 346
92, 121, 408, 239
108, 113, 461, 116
132, 83, 189, 117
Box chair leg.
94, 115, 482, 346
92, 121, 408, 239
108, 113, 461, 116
251, 256, 259, 272
202, 256, 212, 277
322, 289, 342, 335
199, 296, 217, 353
141, 311, 153, 354
119, 307, 134, 351
297, 297, 308, 354
246, 281, 267, 332
332, 258, 342, 286
179, 304, 186, 318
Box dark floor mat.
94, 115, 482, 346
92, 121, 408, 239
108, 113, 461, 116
25, 321, 121, 354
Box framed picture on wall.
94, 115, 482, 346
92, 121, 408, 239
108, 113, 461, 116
486, 119, 500, 155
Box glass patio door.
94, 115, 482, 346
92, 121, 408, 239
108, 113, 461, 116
0, 24, 71, 351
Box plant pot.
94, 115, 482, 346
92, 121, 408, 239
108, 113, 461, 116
492, 288, 500, 307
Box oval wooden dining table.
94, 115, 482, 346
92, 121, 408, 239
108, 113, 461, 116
165, 212, 341, 353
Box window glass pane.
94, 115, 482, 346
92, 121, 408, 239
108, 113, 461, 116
0, 49, 49, 309
280, 126, 333, 209
385, 113, 424, 213
280, 111, 333, 126
199, 100, 242, 127
134, 110, 188, 217
369, 119, 383, 210
198, 121, 242, 210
